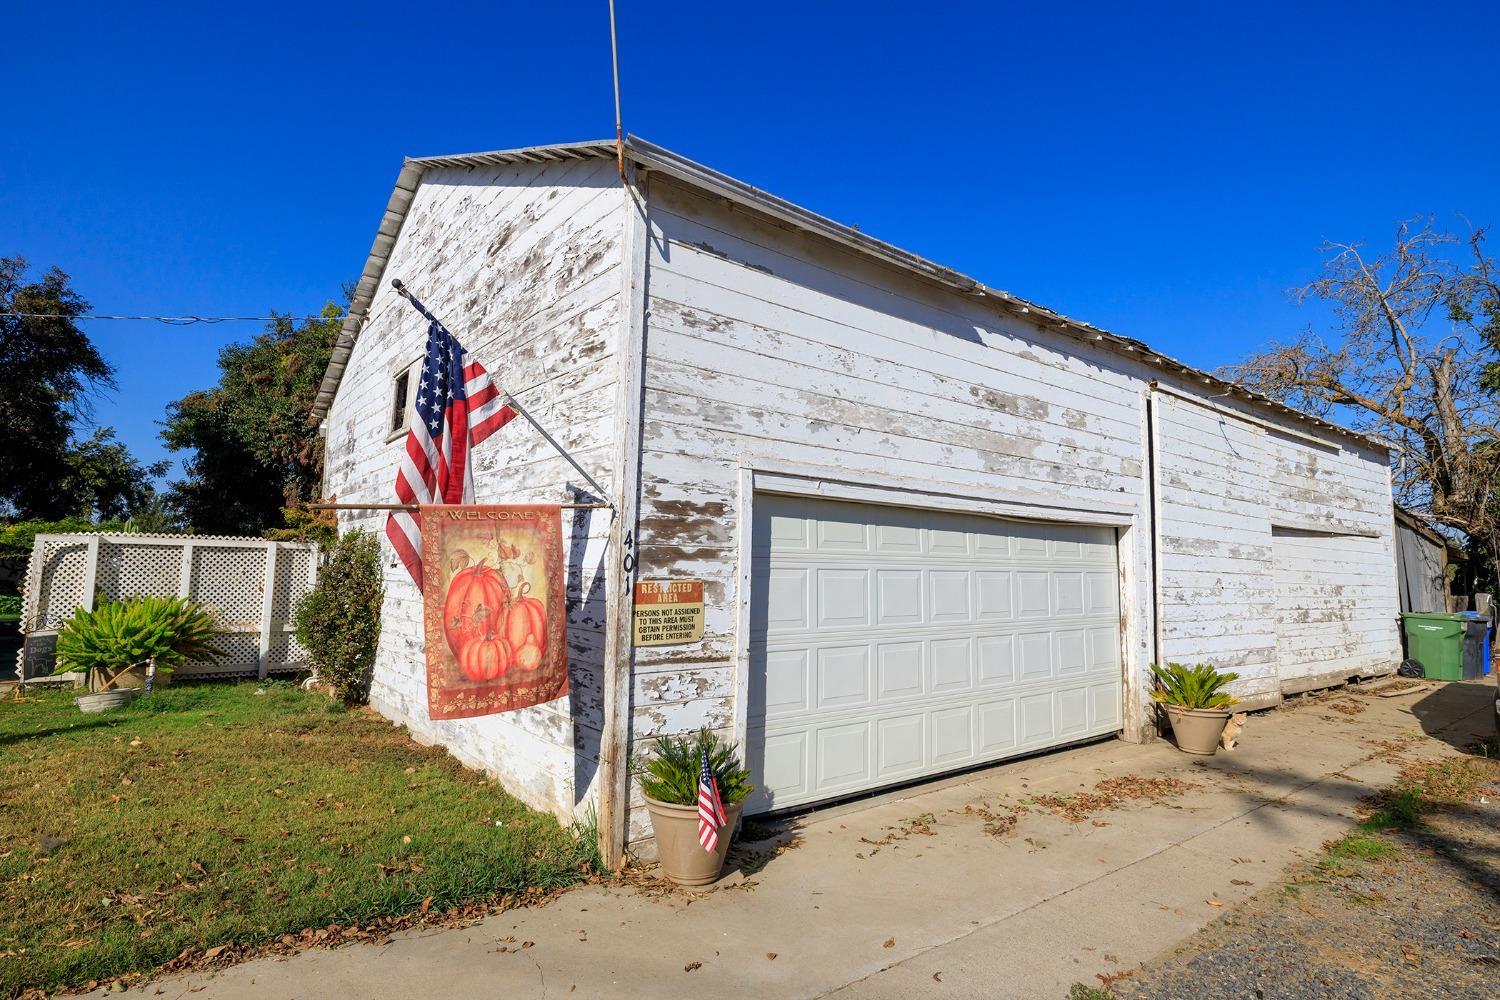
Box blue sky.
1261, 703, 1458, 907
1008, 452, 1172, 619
3, 1, 1496, 480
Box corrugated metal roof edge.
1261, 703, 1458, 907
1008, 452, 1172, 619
309, 136, 1386, 454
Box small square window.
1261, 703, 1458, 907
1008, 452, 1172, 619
391, 370, 410, 434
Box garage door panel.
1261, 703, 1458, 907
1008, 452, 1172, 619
1089, 681, 1120, 728
1016, 571, 1051, 617
1056, 629, 1087, 675
1087, 626, 1119, 671
1017, 632, 1052, 680
1019, 692, 1054, 744
749, 496, 1122, 813
876, 715, 925, 776
816, 568, 870, 628
976, 634, 1015, 685
929, 571, 972, 622
977, 698, 1018, 753
816, 645, 871, 709
976, 571, 1014, 619
759, 731, 810, 802
816, 722, 872, 790
930, 705, 975, 764
876, 641, 925, 700
763, 649, 810, 715
1057, 687, 1090, 737
876, 570, 923, 625
766, 567, 809, 630
930, 638, 973, 692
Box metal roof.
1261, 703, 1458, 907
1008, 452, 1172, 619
310, 136, 1384, 452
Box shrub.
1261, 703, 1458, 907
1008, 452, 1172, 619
636, 728, 754, 806
54, 596, 224, 691
1149, 661, 1240, 710
294, 529, 383, 703
0, 594, 19, 619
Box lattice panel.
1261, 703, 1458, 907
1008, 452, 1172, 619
265, 634, 309, 673
177, 632, 262, 677
190, 547, 268, 629
271, 546, 314, 625
32, 540, 90, 631
97, 543, 182, 602
22, 534, 319, 681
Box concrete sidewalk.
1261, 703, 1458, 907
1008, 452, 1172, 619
88, 681, 1496, 1000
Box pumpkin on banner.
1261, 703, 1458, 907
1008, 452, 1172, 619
458, 632, 514, 682
442, 563, 511, 656
504, 580, 548, 669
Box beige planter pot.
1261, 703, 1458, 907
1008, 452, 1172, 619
1162, 705, 1232, 755
642, 794, 745, 886
100, 663, 171, 691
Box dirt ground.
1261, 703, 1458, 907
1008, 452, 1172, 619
1106, 734, 1500, 1000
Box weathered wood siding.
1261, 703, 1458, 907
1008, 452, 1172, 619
1152, 392, 1400, 707
322, 157, 626, 820
629, 176, 1161, 847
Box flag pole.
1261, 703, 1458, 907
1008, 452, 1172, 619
389, 279, 616, 508
608, 0, 625, 179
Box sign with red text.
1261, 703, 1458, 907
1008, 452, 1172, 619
633, 579, 705, 646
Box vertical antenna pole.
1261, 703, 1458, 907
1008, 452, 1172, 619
608, 0, 625, 179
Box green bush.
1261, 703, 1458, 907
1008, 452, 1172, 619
636, 728, 754, 806
1149, 661, 1240, 710
0, 594, 19, 619
54, 596, 224, 691
294, 529, 383, 703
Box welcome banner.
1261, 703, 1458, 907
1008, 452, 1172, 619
420, 504, 569, 720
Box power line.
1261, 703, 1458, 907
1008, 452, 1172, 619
0, 312, 333, 326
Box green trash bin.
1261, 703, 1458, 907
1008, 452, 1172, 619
1401, 612, 1467, 681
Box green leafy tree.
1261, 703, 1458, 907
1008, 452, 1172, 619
162, 303, 342, 535
0, 257, 113, 518
58, 427, 170, 521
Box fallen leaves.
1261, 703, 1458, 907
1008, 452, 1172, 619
1025, 775, 1196, 824
684, 961, 702, 973
883, 937, 896, 949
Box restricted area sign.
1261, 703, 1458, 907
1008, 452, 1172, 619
633, 579, 705, 646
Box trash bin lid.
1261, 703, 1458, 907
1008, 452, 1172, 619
1401, 611, 1468, 622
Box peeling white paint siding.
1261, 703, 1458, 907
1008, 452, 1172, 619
321, 152, 1401, 856
627, 177, 1161, 847
1152, 393, 1399, 707
322, 157, 626, 821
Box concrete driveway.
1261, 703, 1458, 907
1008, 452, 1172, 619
88, 680, 1496, 1000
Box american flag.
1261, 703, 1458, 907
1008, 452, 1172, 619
386, 319, 517, 588
696, 746, 729, 852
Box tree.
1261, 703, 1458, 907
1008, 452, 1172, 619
58, 427, 170, 521
162, 303, 341, 535
0, 257, 113, 518
1225, 219, 1500, 581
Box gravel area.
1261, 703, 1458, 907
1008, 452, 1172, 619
1104, 754, 1500, 1000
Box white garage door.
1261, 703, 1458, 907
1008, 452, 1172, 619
746, 495, 1123, 813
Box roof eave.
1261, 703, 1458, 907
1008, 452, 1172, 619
310, 136, 1387, 455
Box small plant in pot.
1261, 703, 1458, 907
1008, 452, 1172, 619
637, 729, 754, 886
54, 596, 225, 711
1151, 661, 1240, 756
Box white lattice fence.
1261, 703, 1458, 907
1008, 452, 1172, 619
17, 534, 320, 680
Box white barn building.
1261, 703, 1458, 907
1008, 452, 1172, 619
311, 137, 1401, 863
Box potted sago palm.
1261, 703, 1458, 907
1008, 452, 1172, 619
1150, 661, 1241, 755
55, 596, 224, 711
637, 729, 754, 886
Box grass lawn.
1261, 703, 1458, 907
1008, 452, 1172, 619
0, 682, 597, 998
